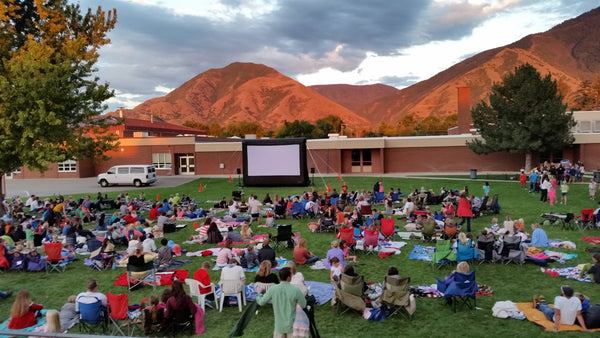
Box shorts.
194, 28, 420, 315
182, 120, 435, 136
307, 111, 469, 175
251, 213, 259, 220
561, 192, 568, 196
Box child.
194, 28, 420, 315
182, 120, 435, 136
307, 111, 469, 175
59, 295, 78, 331
483, 182, 490, 197
490, 218, 499, 234
244, 244, 260, 269
560, 181, 569, 204
143, 295, 164, 334
24, 224, 34, 250
589, 178, 597, 200
580, 253, 600, 283
519, 170, 527, 190
339, 240, 358, 263
330, 257, 342, 283
516, 227, 528, 242
548, 186, 557, 206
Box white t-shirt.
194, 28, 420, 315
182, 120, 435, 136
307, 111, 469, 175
76, 291, 107, 311
553, 296, 582, 325
142, 238, 157, 252
249, 198, 261, 214
220, 264, 246, 282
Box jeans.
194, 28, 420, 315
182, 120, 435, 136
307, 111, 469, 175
305, 256, 320, 265
459, 217, 472, 232
537, 302, 555, 322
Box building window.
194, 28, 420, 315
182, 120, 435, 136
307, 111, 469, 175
152, 153, 172, 169
58, 159, 77, 172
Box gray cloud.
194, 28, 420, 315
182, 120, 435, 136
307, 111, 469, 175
75, 0, 599, 112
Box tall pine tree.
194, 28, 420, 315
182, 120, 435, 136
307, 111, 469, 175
467, 63, 575, 170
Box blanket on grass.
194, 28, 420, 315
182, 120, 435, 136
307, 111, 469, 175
0, 309, 49, 338
409, 245, 435, 261
540, 265, 592, 283
113, 269, 189, 286
157, 259, 193, 272
217, 281, 334, 306
582, 237, 600, 245
217, 234, 268, 245
244, 259, 290, 272
516, 302, 600, 332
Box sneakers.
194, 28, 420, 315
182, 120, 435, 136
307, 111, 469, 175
532, 296, 538, 308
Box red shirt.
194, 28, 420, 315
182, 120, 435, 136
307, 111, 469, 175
148, 207, 159, 219
193, 268, 212, 294
123, 214, 137, 224
8, 303, 43, 329
293, 247, 310, 265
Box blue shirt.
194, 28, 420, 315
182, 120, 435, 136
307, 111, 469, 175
531, 227, 548, 247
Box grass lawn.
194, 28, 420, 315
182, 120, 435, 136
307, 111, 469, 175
1, 176, 599, 337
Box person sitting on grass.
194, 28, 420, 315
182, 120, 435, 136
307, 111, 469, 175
8, 290, 43, 329
579, 253, 600, 283
533, 285, 591, 332
293, 238, 319, 265
157, 238, 173, 269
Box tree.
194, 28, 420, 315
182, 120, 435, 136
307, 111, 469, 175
467, 63, 574, 171
572, 75, 600, 110
0, 1, 118, 197
313, 115, 343, 138
275, 120, 315, 138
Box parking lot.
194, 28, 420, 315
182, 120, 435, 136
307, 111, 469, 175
4, 175, 201, 197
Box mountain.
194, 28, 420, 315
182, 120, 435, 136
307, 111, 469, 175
122, 62, 369, 129
121, 7, 600, 130
319, 7, 600, 124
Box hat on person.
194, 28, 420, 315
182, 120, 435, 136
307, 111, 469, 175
498, 228, 508, 234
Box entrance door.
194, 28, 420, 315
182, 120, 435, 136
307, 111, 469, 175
178, 154, 195, 175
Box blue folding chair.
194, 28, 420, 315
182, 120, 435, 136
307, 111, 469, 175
78, 299, 107, 334
436, 271, 478, 312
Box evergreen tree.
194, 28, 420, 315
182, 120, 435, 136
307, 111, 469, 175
467, 63, 575, 170
0, 0, 118, 187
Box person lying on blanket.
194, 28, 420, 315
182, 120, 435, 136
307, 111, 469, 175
532, 285, 592, 332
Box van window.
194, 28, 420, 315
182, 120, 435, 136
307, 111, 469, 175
107, 167, 116, 174
148, 166, 155, 173
117, 167, 129, 174
130, 167, 144, 174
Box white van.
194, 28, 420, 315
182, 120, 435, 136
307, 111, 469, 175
97, 165, 158, 187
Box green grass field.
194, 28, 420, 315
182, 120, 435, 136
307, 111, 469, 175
1, 176, 599, 337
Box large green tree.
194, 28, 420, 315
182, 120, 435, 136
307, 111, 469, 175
0, 1, 118, 188
467, 63, 575, 170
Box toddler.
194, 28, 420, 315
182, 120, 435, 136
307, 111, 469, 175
330, 257, 342, 283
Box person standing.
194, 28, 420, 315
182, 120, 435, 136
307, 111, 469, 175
248, 195, 262, 226
456, 192, 473, 232
560, 181, 569, 205
589, 178, 597, 200
256, 267, 307, 338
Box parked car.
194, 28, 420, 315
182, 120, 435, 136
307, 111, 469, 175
97, 165, 158, 187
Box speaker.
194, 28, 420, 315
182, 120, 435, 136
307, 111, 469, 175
236, 168, 241, 175
232, 190, 243, 201
311, 167, 315, 174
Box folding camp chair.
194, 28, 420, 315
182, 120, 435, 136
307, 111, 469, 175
44, 242, 66, 273
380, 218, 396, 240
78, 299, 107, 334
271, 224, 293, 251
185, 278, 218, 311
25, 249, 46, 272
498, 236, 525, 265
126, 261, 157, 292
359, 204, 372, 216
291, 202, 306, 219
431, 240, 456, 269
107, 293, 134, 336
476, 235, 497, 263
421, 219, 436, 242
380, 276, 413, 320
362, 228, 380, 255
164, 308, 195, 335
334, 273, 366, 315
576, 209, 594, 230
437, 271, 478, 312
338, 227, 356, 252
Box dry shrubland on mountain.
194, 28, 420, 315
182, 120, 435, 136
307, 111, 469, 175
121, 7, 600, 132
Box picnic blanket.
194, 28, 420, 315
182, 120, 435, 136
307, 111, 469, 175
0, 309, 49, 338
526, 247, 577, 264
113, 269, 189, 286
239, 281, 334, 306
217, 234, 268, 245
244, 259, 290, 272
157, 259, 193, 272
582, 237, 600, 245
540, 265, 592, 283
548, 239, 576, 249
409, 245, 435, 261
516, 302, 600, 331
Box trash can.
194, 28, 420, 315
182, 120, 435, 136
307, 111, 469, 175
594, 170, 600, 183
470, 169, 477, 179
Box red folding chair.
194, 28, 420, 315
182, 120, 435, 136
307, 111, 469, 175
107, 293, 134, 336
380, 218, 396, 240
363, 228, 380, 254
43, 242, 66, 273
360, 204, 372, 216
577, 209, 594, 230
338, 227, 356, 249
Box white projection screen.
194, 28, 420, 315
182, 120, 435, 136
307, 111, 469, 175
242, 138, 309, 186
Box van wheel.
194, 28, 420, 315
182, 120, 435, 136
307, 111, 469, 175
99, 179, 108, 187
133, 179, 142, 187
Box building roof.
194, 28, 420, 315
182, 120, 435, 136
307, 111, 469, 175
112, 117, 207, 136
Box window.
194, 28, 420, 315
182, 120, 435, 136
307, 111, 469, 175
130, 167, 144, 174
351, 149, 372, 173
58, 159, 77, 172
152, 153, 172, 169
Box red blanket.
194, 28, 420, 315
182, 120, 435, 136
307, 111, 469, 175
113, 269, 189, 286
581, 237, 600, 245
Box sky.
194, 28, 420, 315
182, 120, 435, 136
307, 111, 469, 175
73, 0, 599, 113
